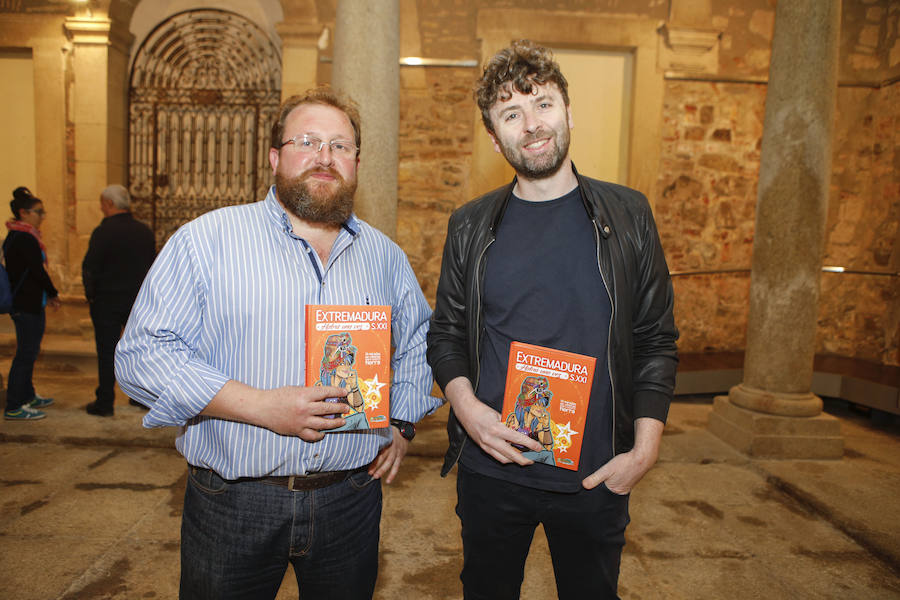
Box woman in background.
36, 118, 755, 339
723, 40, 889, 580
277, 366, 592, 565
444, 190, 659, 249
3, 187, 59, 420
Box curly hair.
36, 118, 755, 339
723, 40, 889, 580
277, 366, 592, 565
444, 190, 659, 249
270, 86, 362, 152
475, 40, 569, 135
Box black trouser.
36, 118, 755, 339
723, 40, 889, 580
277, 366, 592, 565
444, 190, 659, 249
456, 466, 630, 600
89, 297, 132, 409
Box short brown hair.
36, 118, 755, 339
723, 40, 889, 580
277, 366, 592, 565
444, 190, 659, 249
475, 40, 569, 135
270, 86, 362, 151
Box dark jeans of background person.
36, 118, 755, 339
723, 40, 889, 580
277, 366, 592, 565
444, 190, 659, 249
456, 466, 630, 600
6, 310, 46, 411
180, 467, 382, 600
89, 298, 132, 410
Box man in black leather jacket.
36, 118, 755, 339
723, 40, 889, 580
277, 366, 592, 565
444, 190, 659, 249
426, 40, 678, 599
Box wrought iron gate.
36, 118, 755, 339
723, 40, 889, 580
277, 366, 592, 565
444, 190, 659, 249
129, 9, 281, 247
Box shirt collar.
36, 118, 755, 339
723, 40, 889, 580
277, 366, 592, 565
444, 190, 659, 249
263, 185, 360, 237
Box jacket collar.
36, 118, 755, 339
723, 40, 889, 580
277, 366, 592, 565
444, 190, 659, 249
489, 163, 611, 239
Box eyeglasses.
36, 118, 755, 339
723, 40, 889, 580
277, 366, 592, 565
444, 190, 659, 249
26, 208, 46, 216
280, 134, 358, 158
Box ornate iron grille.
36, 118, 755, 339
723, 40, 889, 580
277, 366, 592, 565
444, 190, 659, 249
129, 9, 281, 247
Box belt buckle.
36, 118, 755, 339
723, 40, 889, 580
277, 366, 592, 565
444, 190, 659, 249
287, 475, 296, 491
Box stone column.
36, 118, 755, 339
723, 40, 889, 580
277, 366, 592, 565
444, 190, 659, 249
277, 22, 321, 99
63, 15, 132, 328
64, 17, 132, 213
332, 0, 399, 239
708, 0, 843, 459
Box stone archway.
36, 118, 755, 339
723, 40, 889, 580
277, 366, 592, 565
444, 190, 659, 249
128, 8, 281, 247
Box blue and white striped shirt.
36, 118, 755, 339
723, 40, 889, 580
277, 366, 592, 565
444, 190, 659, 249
115, 187, 441, 478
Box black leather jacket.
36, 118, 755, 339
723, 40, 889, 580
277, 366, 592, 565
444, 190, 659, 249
426, 165, 678, 476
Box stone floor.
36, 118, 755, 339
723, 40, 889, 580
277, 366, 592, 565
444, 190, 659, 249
1, 364, 899, 599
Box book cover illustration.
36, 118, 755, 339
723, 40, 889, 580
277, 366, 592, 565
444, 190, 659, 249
305, 305, 392, 431
501, 341, 596, 470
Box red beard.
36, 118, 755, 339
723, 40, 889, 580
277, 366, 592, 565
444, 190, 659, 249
275, 167, 357, 226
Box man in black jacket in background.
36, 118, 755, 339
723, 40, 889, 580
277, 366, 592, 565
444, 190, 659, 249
83, 184, 155, 417
426, 41, 678, 599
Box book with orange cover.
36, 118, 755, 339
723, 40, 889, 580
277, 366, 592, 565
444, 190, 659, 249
500, 341, 596, 470
305, 305, 392, 431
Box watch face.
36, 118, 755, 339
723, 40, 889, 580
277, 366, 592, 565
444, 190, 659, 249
392, 420, 415, 440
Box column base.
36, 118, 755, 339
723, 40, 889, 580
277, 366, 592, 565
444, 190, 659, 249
729, 383, 823, 416
708, 396, 843, 459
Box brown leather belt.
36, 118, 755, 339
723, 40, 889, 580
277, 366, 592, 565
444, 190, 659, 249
190, 465, 367, 491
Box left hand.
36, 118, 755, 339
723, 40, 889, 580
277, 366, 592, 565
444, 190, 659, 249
581, 449, 655, 494
48, 297, 61, 310
368, 425, 410, 484
582, 417, 664, 494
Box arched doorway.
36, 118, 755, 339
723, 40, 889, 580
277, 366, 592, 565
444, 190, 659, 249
128, 8, 281, 247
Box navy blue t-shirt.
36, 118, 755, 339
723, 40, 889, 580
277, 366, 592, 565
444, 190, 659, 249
461, 187, 614, 492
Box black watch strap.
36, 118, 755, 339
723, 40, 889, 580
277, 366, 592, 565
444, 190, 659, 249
389, 418, 416, 441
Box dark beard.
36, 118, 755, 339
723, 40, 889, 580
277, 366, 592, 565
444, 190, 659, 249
500, 127, 570, 180
275, 169, 357, 226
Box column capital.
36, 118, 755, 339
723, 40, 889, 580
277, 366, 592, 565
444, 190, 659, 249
656, 23, 722, 75
64, 17, 110, 45
276, 21, 323, 47
64, 17, 133, 53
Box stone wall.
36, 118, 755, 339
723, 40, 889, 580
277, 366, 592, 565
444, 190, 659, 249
819, 81, 900, 365
644, 77, 899, 365
397, 70, 474, 301
655, 81, 767, 354
839, 0, 900, 82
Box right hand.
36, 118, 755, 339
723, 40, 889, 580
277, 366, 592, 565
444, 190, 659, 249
259, 385, 351, 441
202, 381, 351, 443
445, 377, 543, 466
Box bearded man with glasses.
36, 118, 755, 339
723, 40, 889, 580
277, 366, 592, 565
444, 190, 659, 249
116, 87, 439, 599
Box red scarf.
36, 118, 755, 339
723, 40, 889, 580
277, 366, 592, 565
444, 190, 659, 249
6, 219, 48, 265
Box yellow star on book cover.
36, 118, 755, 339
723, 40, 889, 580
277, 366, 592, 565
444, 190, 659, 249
361, 374, 387, 410
552, 421, 579, 453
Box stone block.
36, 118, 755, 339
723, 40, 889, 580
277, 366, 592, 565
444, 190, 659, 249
707, 396, 843, 459
685, 126, 705, 140
698, 153, 741, 172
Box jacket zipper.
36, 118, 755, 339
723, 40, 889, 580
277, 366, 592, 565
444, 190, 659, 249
452, 236, 495, 467
472, 237, 494, 392
591, 219, 618, 456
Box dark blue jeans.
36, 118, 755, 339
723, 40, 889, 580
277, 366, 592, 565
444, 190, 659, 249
456, 467, 630, 600
6, 310, 45, 411
180, 466, 382, 600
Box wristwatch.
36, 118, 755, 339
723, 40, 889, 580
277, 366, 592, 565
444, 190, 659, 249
390, 418, 416, 442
